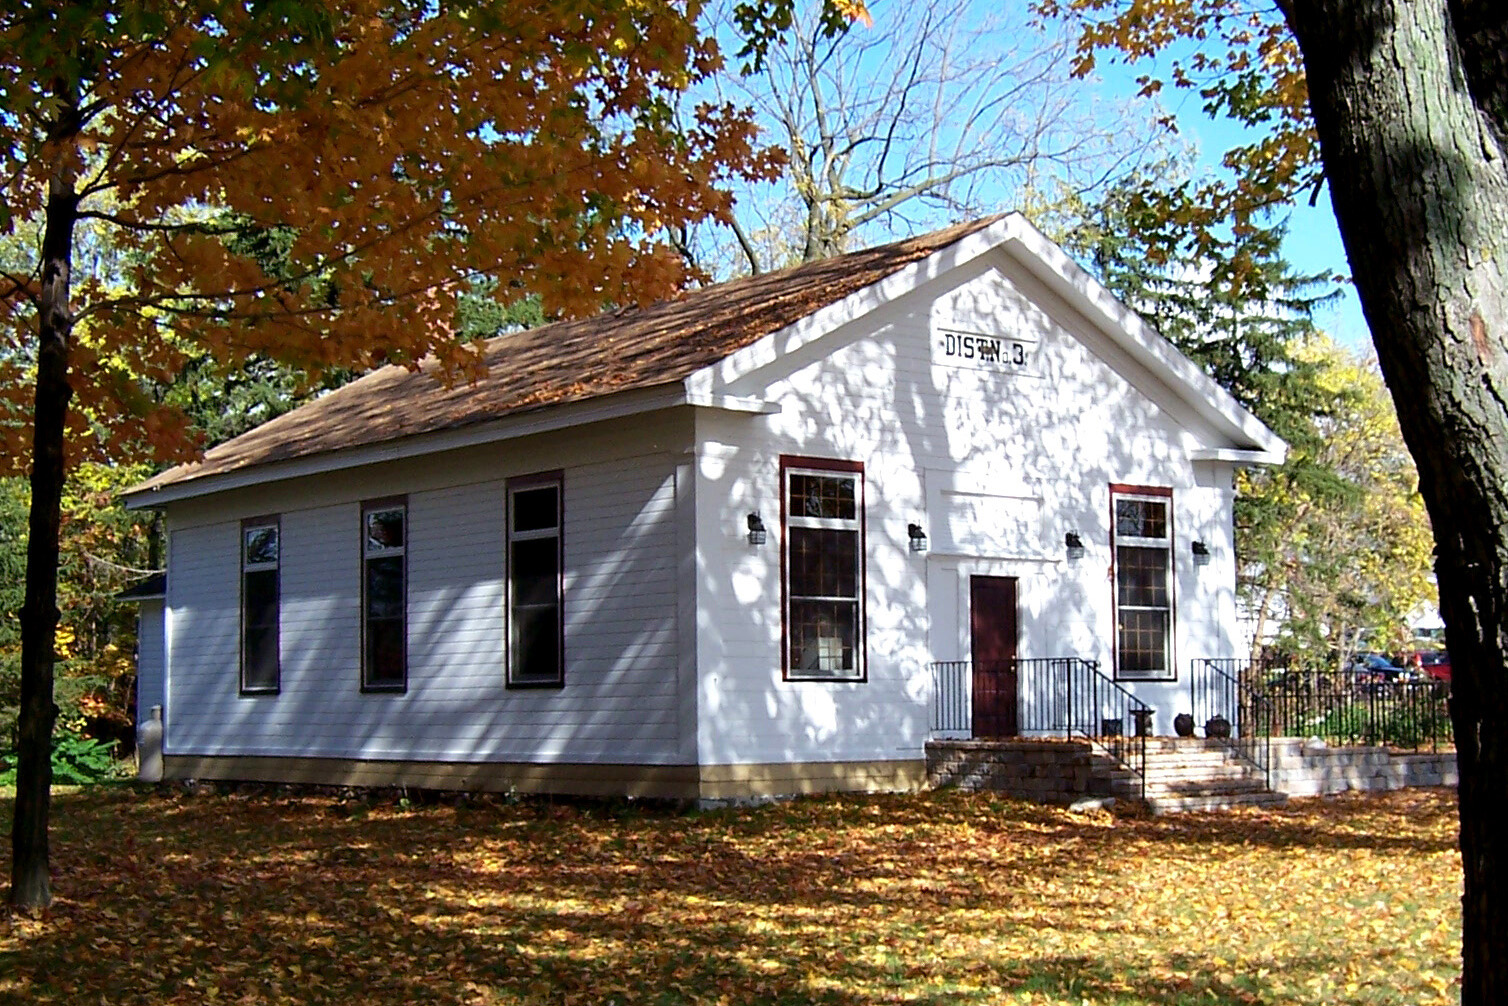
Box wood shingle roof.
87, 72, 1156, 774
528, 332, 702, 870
134, 216, 1002, 493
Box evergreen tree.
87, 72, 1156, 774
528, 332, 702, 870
1061, 180, 1431, 659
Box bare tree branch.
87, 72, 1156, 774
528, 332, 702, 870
689, 0, 1173, 272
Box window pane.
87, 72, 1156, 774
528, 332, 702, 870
244, 525, 278, 566
366, 555, 404, 619
243, 626, 279, 690
512, 486, 559, 533
789, 599, 859, 675
242, 568, 279, 690
789, 473, 856, 520
512, 605, 560, 682
1116, 546, 1169, 607
365, 619, 405, 686
1115, 498, 1167, 539
244, 570, 279, 629
1118, 609, 1169, 674
366, 508, 405, 552
511, 538, 559, 607
789, 527, 858, 599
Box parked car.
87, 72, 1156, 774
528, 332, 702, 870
1404, 649, 1452, 683
1349, 652, 1422, 683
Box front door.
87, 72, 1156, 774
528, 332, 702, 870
971, 575, 1019, 737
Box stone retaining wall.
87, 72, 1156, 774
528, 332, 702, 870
925, 739, 1095, 802
1267, 741, 1457, 797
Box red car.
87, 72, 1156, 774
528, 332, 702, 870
1404, 649, 1451, 683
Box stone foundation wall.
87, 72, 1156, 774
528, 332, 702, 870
925, 739, 1095, 802
1267, 741, 1458, 797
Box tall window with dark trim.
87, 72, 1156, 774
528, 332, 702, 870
508, 474, 563, 686
362, 501, 407, 691
783, 459, 865, 681
241, 519, 280, 694
1112, 489, 1174, 680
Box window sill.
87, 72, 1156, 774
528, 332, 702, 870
506, 679, 565, 690
784, 674, 867, 684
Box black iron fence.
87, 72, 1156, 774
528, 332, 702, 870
1191, 658, 1453, 754
1191, 658, 1273, 786
929, 658, 1150, 799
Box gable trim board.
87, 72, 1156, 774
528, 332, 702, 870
126, 215, 1283, 800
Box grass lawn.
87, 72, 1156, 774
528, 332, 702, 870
0, 785, 1461, 1005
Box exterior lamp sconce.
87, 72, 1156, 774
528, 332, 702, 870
1192, 540, 1211, 567
907, 523, 928, 553
1064, 532, 1086, 562
746, 512, 768, 547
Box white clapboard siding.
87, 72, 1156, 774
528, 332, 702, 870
163, 444, 687, 765
163, 522, 240, 754
133, 600, 166, 726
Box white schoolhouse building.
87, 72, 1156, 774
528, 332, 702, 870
124, 214, 1283, 800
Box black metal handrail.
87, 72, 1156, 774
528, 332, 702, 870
929, 658, 1150, 801
1192, 657, 1453, 755
1191, 657, 1272, 788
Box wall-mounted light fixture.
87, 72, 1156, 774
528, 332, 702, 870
746, 512, 767, 546
907, 523, 928, 553
1064, 531, 1086, 562
1191, 539, 1211, 566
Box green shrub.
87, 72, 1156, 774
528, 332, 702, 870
0, 730, 122, 787
1315, 698, 1453, 749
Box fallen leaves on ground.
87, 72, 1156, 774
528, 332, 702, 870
0, 785, 1461, 1005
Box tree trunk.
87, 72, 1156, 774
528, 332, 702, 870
10, 98, 81, 912
1279, 2, 1508, 1001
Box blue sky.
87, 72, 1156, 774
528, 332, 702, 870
703, 1, 1374, 351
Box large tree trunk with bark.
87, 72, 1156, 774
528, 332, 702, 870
10, 96, 80, 912
1278, 1, 1508, 1001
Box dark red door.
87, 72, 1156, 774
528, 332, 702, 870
971, 576, 1019, 737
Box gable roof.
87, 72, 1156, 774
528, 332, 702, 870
125, 213, 1286, 506
128, 216, 1003, 499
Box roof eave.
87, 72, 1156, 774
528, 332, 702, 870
122, 384, 781, 509
1189, 446, 1288, 467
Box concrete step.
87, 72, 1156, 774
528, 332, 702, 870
1083, 735, 1283, 814
1146, 790, 1290, 815
1110, 773, 1271, 794
1141, 755, 1251, 771
1100, 762, 1260, 783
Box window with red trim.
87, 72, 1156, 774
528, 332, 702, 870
1112, 488, 1174, 680
783, 459, 865, 681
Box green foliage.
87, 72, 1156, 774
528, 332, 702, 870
160, 355, 349, 447
1316, 699, 1452, 751
0, 730, 121, 787
455, 279, 547, 341
0, 479, 25, 721
0, 465, 155, 741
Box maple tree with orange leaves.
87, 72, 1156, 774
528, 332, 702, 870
0, 0, 781, 910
